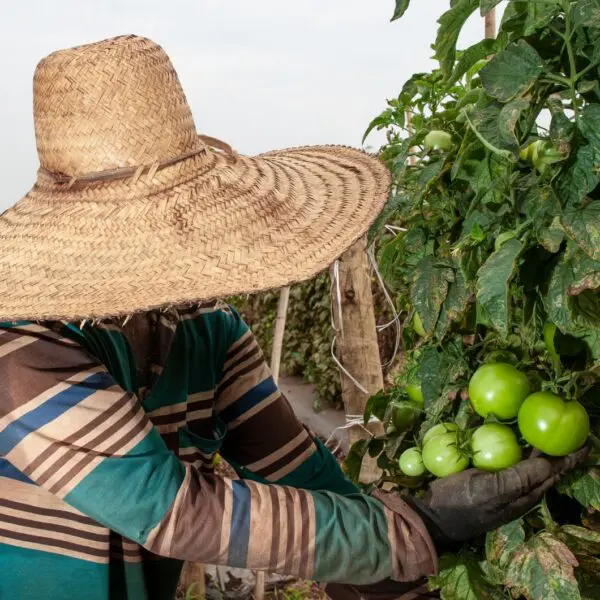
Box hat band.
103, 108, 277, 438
39, 134, 236, 189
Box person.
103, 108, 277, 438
0, 35, 587, 600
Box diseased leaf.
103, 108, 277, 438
572, 0, 600, 28
468, 102, 515, 159
446, 38, 496, 86
549, 102, 575, 152
559, 525, 600, 557
435, 0, 480, 79
391, 0, 411, 21
539, 217, 565, 254
500, 0, 562, 37
480, 40, 543, 102
580, 104, 600, 150
486, 520, 527, 583
410, 256, 454, 334
562, 201, 600, 262
476, 238, 522, 336
498, 98, 530, 156
558, 468, 600, 510
428, 552, 507, 600
504, 532, 580, 600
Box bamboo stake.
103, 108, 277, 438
253, 286, 291, 600
485, 6, 496, 39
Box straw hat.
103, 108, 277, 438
0, 35, 391, 322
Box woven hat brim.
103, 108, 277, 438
0, 145, 391, 322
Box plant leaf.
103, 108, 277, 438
435, 0, 480, 79
428, 552, 507, 600
410, 256, 454, 334
435, 263, 471, 340
485, 520, 527, 583
559, 525, 600, 557
480, 40, 544, 102
417, 346, 443, 409
480, 0, 503, 16
555, 142, 600, 208
558, 468, 600, 511
498, 98, 530, 156
476, 238, 522, 336
343, 439, 370, 483
504, 532, 581, 600
391, 0, 411, 21
561, 201, 600, 262
446, 38, 496, 86
571, 0, 600, 28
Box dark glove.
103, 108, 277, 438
405, 445, 589, 553
325, 578, 439, 600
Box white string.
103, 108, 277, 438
324, 413, 380, 454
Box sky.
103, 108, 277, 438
0, 1, 499, 210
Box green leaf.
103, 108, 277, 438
476, 238, 523, 336
435, 263, 471, 340
580, 104, 600, 150
391, 0, 411, 21
555, 143, 600, 208
500, 1, 562, 37
446, 38, 496, 87
561, 201, 600, 262
558, 468, 600, 510
480, 40, 543, 102
428, 552, 507, 600
410, 256, 454, 334
344, 439, 370, 483
480, 0, 503, 16
367, 193, 409, 243
364, 389, 390, 423
504, 532, 581, 600
467, 101, 516, 159
435, 0, 480, 79
498, 98, 530, 157
417, 346, 443, 409
572, 0, 600, 28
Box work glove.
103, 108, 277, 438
404, 445, 589, 553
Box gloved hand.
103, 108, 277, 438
405, 445, 590, 553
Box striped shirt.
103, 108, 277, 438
0, 303, 435, 600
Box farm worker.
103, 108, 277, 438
0, 35, 588, 600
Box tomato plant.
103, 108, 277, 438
347, 0, 600, 596
519, 391, 590, 456
471, 423, 522, 471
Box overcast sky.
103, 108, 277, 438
0, 1, 498, 210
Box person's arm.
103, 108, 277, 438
214, 307, 358, 496
0, 324, 436, 585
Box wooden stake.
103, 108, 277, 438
485, 6, 496, 39
254, 286, 291, 600
330, 236, 384, 483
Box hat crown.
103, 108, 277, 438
33, 35, 199, 176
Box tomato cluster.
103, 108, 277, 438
398, 362, 590, 479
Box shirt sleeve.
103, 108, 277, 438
0, 323, 437, 585
214, 306, 358, 496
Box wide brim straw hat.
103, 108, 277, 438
0, 35, 391, 322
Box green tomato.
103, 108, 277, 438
518, 391, 590, 456
422, 432, 469, 478
422, 422, 459, 446
388, 401, 420, 433
399, 447, 426, 477
405, 383, 425, 407
471, 423, 522, 472
468, 363, 531, 420
413, 312, 427, 337
520, 140, 564, 173
423, 130, 453, 152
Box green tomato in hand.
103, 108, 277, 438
405, 383, 425, 407
518, 391, 589, 456
422, 432, 469, 478
471, 423, 522, 472
399, 447, 426, 477
413, 312, 427, 337
468, 363, 531, 420
422, 422, 459, 446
